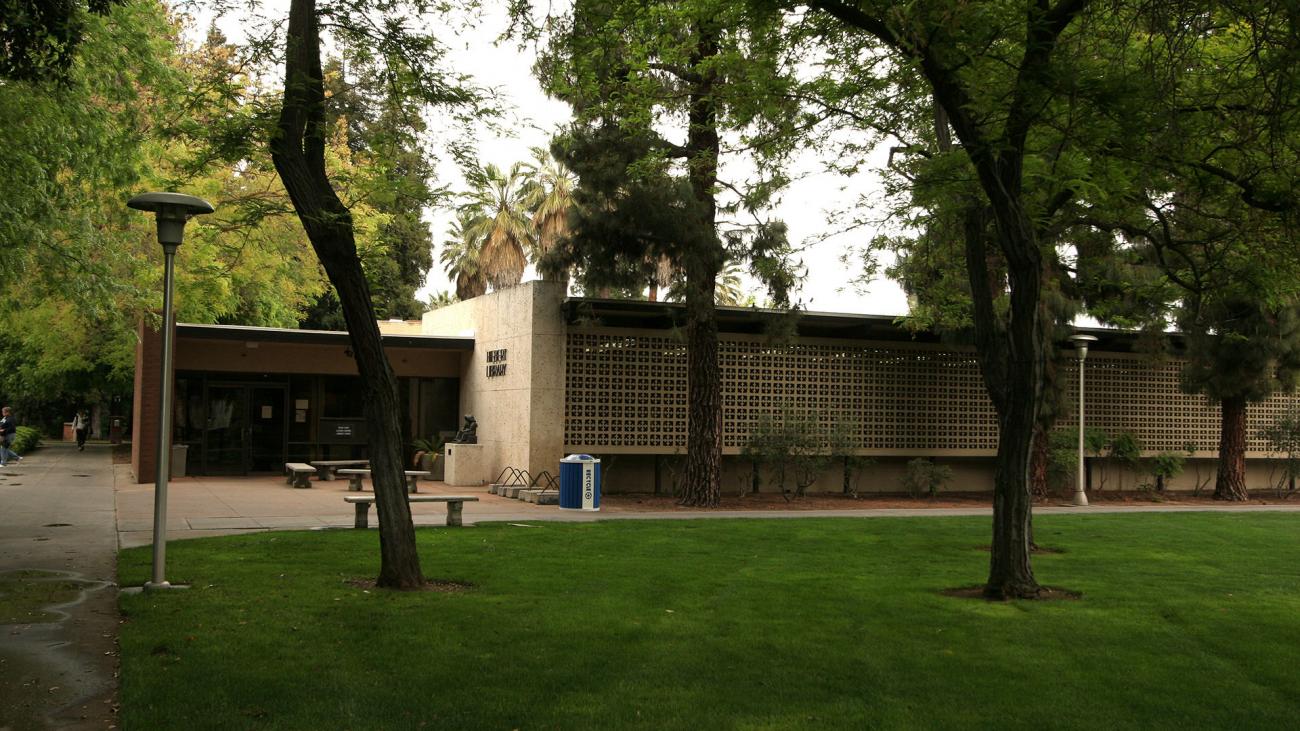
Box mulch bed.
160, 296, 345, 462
600, 490, 1296, 513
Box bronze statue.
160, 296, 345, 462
453, 415, 478, 444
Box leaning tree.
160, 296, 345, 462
270, 0, 481, 588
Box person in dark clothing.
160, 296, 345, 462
0, 406, 22, 466
73, 409, 90, 450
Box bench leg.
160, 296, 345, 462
318, 468, 334, 481
446, 501, 463, 527
353, 502, 371, 529
292, 473, 312, 489
348, 475, 363, 492
406, 476, 419, 494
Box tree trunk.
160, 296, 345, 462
985, 363, 1044, 599
271, 0, 423, 588
677, 20, 724, 508
680, 255, 722, 506
1214, 394, 1250, 501
1029, 425, 1049, 498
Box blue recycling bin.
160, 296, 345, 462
559, 454, 601, 511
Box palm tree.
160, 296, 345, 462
440, 209, 486, 301
667, 260, 747, 305
523, 147, 577, 280
648, 255, 677, 302
464, 162, 535, 290
715, 262, 746, 306
425, 290, 457, 310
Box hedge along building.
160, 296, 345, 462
135, 279, 1300, 493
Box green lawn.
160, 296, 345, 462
118, 514, 1300, 729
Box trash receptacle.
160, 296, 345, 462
559, 454, 600, 511
170, 444, 188, 479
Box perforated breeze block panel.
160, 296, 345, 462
564, 330, 1300, 457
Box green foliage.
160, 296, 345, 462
902, 458, 953, 499
11, 426, 42, 454
1107, 431, 1144, 492
1084, 428, 1109, 458
0, 0, 124, 83
741, 409, 831, 500
826, 418, 873, 498
1147, 452, 1186, 493
1046, 429, 1079, 492
1109, 432, 1143, 465
1259, 409, 1300, 498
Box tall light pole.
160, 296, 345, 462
128, 193, 214, 590
1069, 333, 1099, 507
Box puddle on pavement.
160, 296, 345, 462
0, 569, 117, 729
0, 570, 99, 624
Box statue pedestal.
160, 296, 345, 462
444, 443, 488, 486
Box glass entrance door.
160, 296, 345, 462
202, 384, 287, 474
249, 386, 287, 472
204, 384, 248, 475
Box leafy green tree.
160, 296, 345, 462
533, 0, 802, 506
0, 0, 123, 82
787, 0, 1266, 597
1070, 9, 1300, 502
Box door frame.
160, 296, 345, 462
202, 381, 289, 475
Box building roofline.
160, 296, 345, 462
561, 297, 1179, 353
176, 322, 475, 350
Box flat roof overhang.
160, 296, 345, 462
562, 298, 1177, 354
176, 323, 475, 350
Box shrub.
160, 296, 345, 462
902, 458, 953, 499
1259, 409, 1300, 498
742, 410, 830, 501
826, 419, 874, 498
1148, 451, 1186, 492
1108, 431, 1143, 492
12, 426, 41, 454
1047, 429, 1079, 491
1183, 443, 1212, 496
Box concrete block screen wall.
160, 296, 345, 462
563, 329, 1300, 458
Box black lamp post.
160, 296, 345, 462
127, 192, 214, 590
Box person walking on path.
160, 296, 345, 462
73, 408, 90, 450
0, 406, 21, 466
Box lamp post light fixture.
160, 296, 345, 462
128, 192, 215, 590
1068, 333, 1099, 507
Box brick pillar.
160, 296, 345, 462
131, 317, 166, 484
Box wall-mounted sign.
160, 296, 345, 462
320, 417, 366, 444
487, 348, 508, 377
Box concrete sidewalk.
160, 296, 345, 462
0, 442, 118, 730
114, 467, 1300, 548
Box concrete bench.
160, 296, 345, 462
344, 495, 479, 529
310, 460, 370, 481
285, 462, 316, 489
336, 468, 431, 494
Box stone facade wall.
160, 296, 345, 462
422, 281, 567, 481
